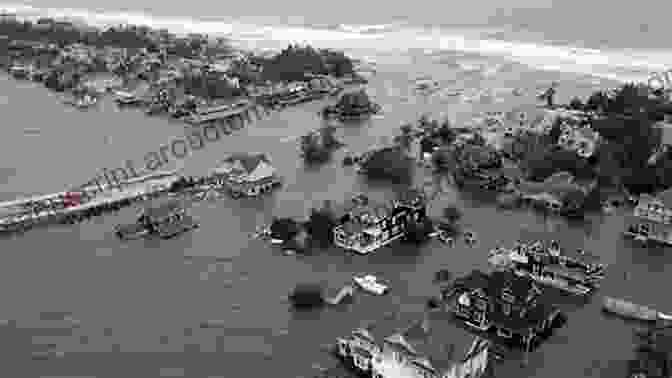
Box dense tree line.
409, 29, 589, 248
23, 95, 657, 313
261, 44, 354, 82
0, 19, 160, 51
521, 83, 672, 194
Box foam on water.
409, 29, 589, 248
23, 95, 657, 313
2, 2, 672, 83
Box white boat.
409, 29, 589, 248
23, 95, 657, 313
353, 275, 389, 295
271, 238, 284, 245
603, 296, 672, 322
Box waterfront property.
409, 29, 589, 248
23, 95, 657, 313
184, 100, 254, 125
332, 190, 427, 254
624, 188, 672, 244
488, 237, 605, 295
557, 124, 600, 158
442, 269, 563, 350
336, 311, 492, 378
209, 153, 282, 198
115, 198, 198, 239
513, 171, 596, 214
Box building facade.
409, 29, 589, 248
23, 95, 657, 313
624, 188, 672, 244
210, 153, 282, 197
333, 191, 426, 254
443, 269, 563, 349
336, 312, 492, 378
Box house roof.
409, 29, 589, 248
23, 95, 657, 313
356, 311, 418, 344
516, 171, 586, 197
488, 270, 536, 303
395, 311, 484, 374
451, 269, 557, 332
216, 153, 271, 174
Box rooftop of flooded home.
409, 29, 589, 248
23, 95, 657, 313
385, 311, 486, 371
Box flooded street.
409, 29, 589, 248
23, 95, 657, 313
0, 64, 669, 378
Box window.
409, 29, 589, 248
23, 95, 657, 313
501, 292, 515, 303
502, 302, 511, 315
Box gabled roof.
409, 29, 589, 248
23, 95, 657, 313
398, 311, 486, 374
215, 153, 271, 174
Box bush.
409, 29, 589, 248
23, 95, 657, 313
524, 148, 594, 181
360, 146, 413, 183
270, 217, 303, 241
569, 96, 584, 110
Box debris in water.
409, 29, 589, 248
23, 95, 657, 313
23, 128, 41, 135
200, 320, 226, 328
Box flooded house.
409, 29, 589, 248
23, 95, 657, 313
557, 124, 600, 159
624, 188, 672, 244
332, 190, 426, 254
115, 198, 199, 239
488, 233, 606, 295
442, 269, 564, 350
450, 143, 510, 191
512, 171, 596, 213
336, 311, 492, 378
209, 153, 282, 197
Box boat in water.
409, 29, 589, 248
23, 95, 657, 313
488, 239, 605, 295
353, 275, 389, 295
602, 297, 672, 322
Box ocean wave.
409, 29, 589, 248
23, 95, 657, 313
3, 3, 672, 84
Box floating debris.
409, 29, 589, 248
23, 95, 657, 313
200, 320, 226, 328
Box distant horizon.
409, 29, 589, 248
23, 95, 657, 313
2, 1, 672, 85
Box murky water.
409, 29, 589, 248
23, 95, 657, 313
0, 63, 666, 378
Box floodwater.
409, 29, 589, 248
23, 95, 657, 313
0, 63, 669, 378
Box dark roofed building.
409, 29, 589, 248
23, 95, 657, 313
446, 269, 563, 349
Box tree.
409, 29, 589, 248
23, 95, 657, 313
548, 118, 563, 144
569, 96, 584, 110
394, 123, 414, 154
360, 146, 414, 183
585, 91, 609, 113
305, 205, 338, 248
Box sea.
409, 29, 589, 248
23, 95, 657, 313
0, 2, 671, 378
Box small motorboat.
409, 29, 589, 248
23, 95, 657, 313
437, 230, 455, 245
353, 275, 389, 295
271, 238, 284, 245
602, 296, 672, 322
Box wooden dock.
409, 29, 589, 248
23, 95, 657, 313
0, 174, 180, 233
184, 102, 259, 125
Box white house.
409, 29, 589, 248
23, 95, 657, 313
210, 153, 281, 197
337, 311, 492, 378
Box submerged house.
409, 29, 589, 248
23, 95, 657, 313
624, 188, 672, 245
336, 311, 492, 378
442, 269, 563, 349
488, 233, 606, 296
513, 171, 596, 213
557, 124, 600, 159
333, 190, 426, 254
210, 153, 282, 197
115, 198, 199, 239
451, 143, 508, 190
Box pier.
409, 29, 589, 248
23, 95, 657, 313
184, 101, 261, 125
0, 172, 180, 234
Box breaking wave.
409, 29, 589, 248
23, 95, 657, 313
2, 2, 672, 83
